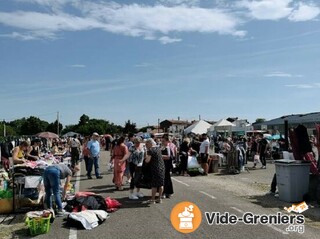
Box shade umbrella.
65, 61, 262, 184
36, 131, 59, 139
271, 134, 281, 140
263, 134, 272, 140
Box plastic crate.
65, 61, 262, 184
25, 214, 51, 236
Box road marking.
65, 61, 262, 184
230, 207, 289, 235
199, 191, 216, 199
266, 224, 289, 235
69, 228, 78, 239
230, 206, 243, 213
68, 166, 81, 239
172, 177, 190, 187
0, 215, 15, 225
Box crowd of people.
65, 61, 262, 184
106, 133, 176, 203
3, 129, 319, 213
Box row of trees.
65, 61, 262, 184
0, 114, 138, 138
1, 115, 266, 139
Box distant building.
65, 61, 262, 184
229, 118, 253, 136
159, 117, 256, 136
253, 112, 320, 135
160, 119, 190, 134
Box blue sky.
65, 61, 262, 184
1, 0, 320, 128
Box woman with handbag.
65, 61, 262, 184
179, 137, 191, 176
145, 139, 165, 204
120, 137, 145, 200
161, 134, 174, 199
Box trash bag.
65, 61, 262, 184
187, 156, 203, 176
187, 156, 201, 169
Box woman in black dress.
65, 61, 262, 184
145, 139, 165, 203
179, 137, 191, 176
161, 134, 174, 198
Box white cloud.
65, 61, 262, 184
285, 84, 320, 89
135, 63, 152, 67
238, 0, 293, 20
159, 36, 182, 44
0, 11, 103, 31
17, 0, 70, 3
237, 0, 320, 22
0, 1, 245, 43
0, 31, 37, 40
264, 71, 303, 78
16, 0, 73, 7
1, 0, 319, 43
79, 3, 245, 36
69, 64, 86, 68
0, 30, 56, 40
289, 3, 320, 21
225, 74, 238, 78
158, 0, 200, 6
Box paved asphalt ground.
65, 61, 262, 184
2, 150, 320, 239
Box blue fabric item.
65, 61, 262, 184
44, 166, 62, 210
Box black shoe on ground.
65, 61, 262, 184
97, 175, 103, 179
87, 176, 93, 179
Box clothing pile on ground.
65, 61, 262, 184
64, 192, 121, 230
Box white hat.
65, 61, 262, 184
92, 132, 99, 137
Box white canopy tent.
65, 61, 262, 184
184, 120, 212, 135
208, 119, 235, 135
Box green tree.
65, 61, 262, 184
255, 118, 266, 124
139, 125, 155, 133
79, 114, 90, 126
46, 120, 63, 135
0, 122, 16, 137
123, 120, 137, 134
9, 118, 27, 135
20, 116, 49, 135
75, 117, 123, 136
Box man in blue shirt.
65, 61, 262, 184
86, 132, 103, 179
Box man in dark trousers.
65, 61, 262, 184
69, 134, 81, 171
257, 134, 269, 169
